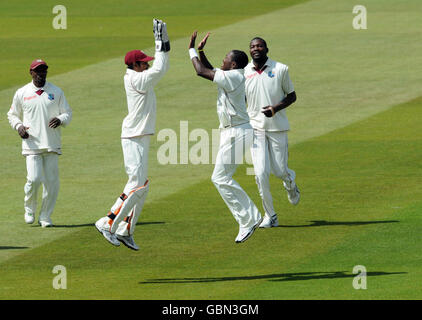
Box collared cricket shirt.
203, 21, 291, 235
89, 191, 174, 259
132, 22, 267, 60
121, 51, 169, 138
213, 68, 250, 129
7, 81, 72, 155
245, 58, 294, 131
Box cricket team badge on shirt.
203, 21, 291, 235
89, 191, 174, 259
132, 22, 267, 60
48, 93, 55, 100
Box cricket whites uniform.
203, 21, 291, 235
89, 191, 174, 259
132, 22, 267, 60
245, 58, 298, 218
211, 68, 262, 230
98, 51, 169, 237
7, 81, 72, 225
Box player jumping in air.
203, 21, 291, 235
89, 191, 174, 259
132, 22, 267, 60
188, 31, 262, 243
95, 19, 170, 250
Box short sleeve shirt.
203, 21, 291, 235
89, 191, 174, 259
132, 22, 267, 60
213, 68, 250, 129
245, 58, 294, 131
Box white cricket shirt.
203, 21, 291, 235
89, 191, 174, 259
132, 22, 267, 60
245, 58, 294, 131
213, 68, 250, 129
121, 51, 169, 138
7, 81, 72, 155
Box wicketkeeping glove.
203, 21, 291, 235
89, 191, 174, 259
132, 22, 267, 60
153, 18, 170, 52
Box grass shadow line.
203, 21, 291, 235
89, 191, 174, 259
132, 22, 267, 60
0, 246, 29, 250
53, 221, 165, 228
139, 271, 407, 284
278, 220, 399, 228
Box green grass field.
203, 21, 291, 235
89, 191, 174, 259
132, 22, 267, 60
0, 0, 421, 300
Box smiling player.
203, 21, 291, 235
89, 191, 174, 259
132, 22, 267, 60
245, 37, 300, 228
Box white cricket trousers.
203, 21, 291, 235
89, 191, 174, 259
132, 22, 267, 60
250, 129, 296, 217
212, 123, 261, 229
24, 152, 59, 223
108, 136, 150, 236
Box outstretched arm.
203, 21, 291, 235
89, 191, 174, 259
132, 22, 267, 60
189, 31, 215, 81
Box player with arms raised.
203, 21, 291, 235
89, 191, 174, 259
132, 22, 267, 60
95, 19, 170, 250
188, 31, 262, 243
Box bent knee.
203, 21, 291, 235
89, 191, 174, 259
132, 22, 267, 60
211, 172, 229, 186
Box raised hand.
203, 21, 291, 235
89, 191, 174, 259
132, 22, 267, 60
198, 32, 210, 50
189, 31, 197, 49
153, 18, 170, 52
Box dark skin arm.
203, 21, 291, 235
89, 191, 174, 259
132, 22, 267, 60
189, 31, 215, 81
197, 32, 213, 69
262, 91, 297, 117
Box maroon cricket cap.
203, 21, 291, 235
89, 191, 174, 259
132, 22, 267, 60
30, 59, 48, 70
124, 50, 154, 65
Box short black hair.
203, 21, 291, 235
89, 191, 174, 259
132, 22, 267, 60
250, 37, 268, 49
230, 50, 249, 69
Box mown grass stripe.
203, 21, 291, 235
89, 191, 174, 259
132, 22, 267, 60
0, 96, 420, 299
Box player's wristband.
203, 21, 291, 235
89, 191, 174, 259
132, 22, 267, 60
189, 48, 198, 60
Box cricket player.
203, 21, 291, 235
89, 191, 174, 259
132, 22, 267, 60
7, 59, 72, 227
245, 37, 300, 228
95, 19, 170, 250
188, 31, 262, 243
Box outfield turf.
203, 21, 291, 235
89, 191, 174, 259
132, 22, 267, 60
0, 0, 310, 91
1, 96, 421, 299
0, 0, 421, 299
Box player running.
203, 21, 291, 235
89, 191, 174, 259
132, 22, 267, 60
7, 59, 72, 227
245, 37, 300, 228
95, 19, 170, 250
188, 31, 262, 243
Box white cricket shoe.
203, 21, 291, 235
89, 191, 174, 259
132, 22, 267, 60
39, 220, 53, 228
287, 184, 300, 206
259, 214, 279, 228
24, 212, 35, 224
116, 234, 139, 251
95, 219, 120, 247
235, 217, 263, 243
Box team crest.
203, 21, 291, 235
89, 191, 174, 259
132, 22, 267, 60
268, 71, 275, 78
48, 93, 55, 100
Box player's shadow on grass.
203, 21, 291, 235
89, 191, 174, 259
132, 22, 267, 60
139, 271, 406, 284
0, 246, 29, 250
53, 221, 165, 228
278, 220, 399, 228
